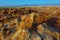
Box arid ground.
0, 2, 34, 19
0, 6, 60, 40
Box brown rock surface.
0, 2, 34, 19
0, 7, 60, 40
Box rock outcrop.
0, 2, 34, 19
0, 7, 60, 40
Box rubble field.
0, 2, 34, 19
0, 7, 60, 40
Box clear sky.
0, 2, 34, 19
0, 0, 60, 6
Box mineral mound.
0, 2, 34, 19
0, 7, 60, 40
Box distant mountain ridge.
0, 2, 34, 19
0, 4, 60, 8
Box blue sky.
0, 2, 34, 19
0, 0, 60, 6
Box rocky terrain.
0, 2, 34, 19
0, 7, 60, 40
